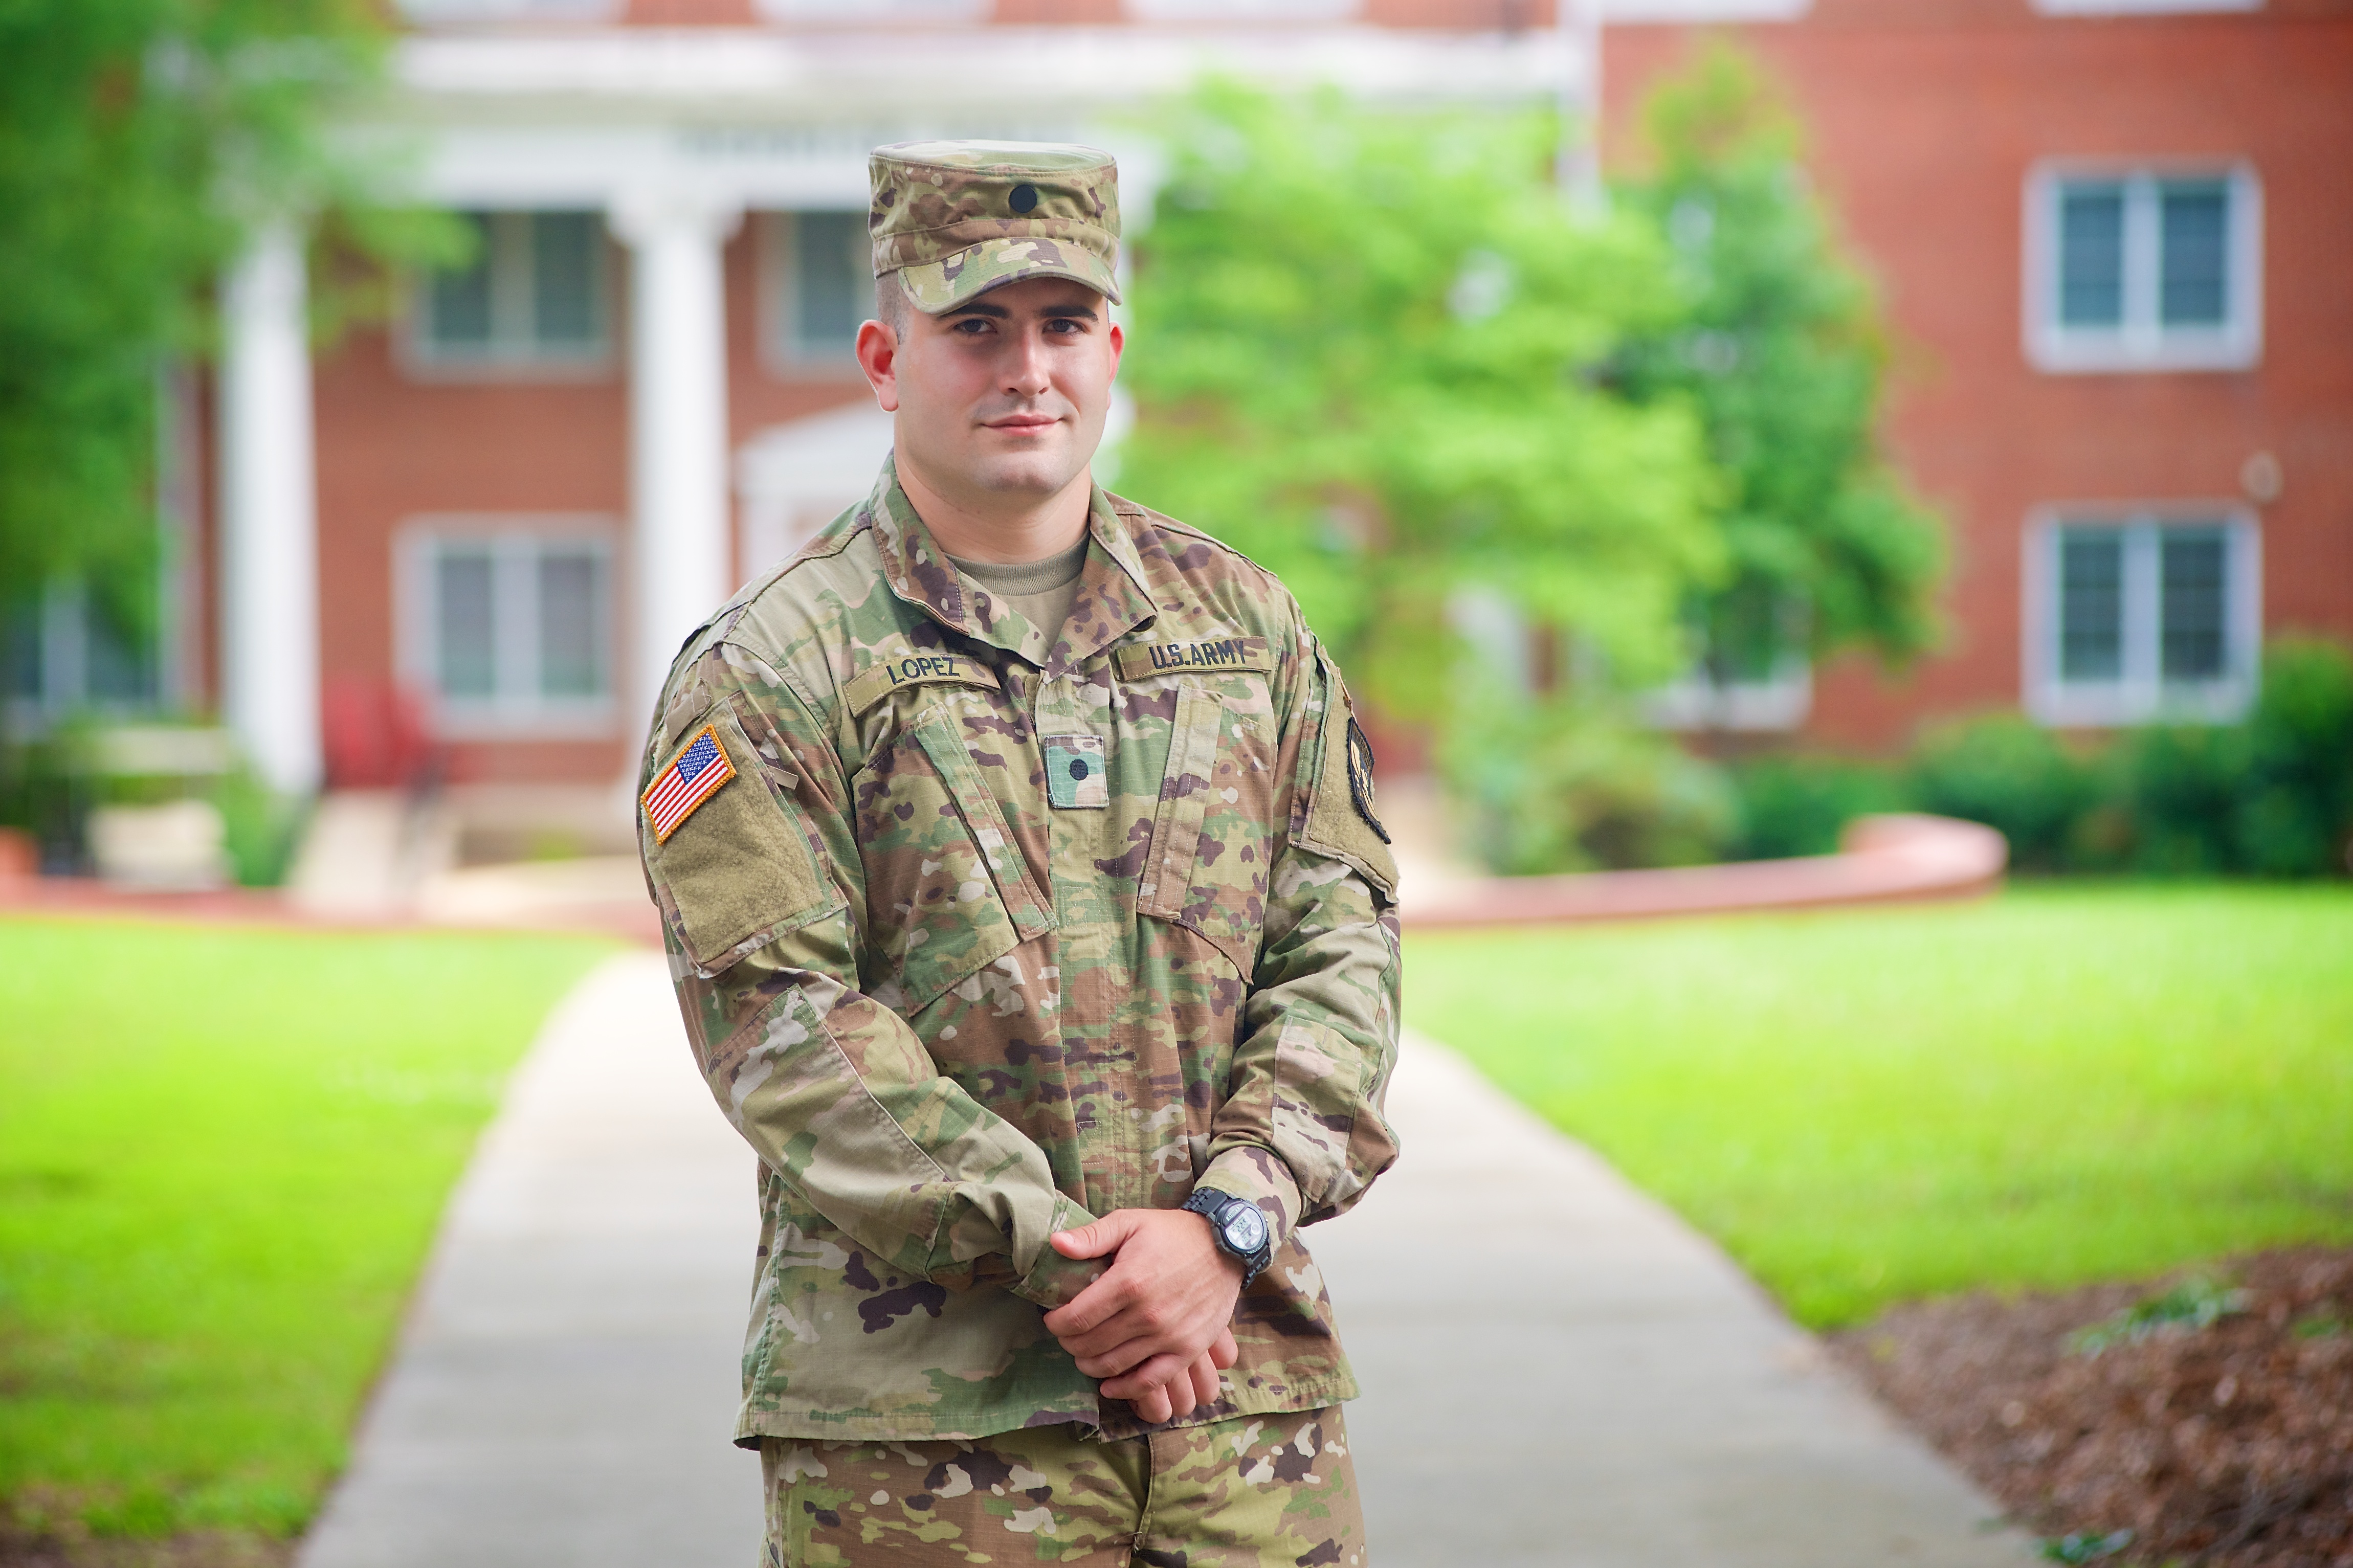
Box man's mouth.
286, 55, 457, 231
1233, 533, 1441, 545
984, 413, 1061, 433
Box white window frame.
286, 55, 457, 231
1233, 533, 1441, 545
1602, 0, 1810, 19
759, 210, 871, 377
404, 210, 615, 381
1124, 0, 1362, 18
1641, 591, 1814, 733
395, 0, 619, 23
395, 519, 619, 740
2021, 505, 2261, 727
753, 0, 985, 23
1643, 660, 1813, 733
2032, 0, 2257, 13
2022, 162, 2262, 374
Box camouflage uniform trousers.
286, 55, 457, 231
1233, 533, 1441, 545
758, 1407, 1363, 1567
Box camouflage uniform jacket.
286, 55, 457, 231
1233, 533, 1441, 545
639, 458, 1402, 1446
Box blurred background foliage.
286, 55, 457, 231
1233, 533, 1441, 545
1126, 51, 1949, 873
0, 0, 455, 660
0, 0, 461, 862
1727, 640, 2353, 877
1610, 43, 1945, 679
1122, 78, 1721, 709
3, 12, 2343, 882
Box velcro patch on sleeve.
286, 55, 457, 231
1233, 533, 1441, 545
642, 724, 737, 843
1112, 636, 1275, 681
642, 704, 837, 974
843, 648, 1002, 716
1295, 654, 1400, 902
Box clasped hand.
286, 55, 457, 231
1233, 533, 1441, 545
1042, 1208, 1244, 1425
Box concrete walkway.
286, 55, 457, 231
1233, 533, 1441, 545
299, 955, 762, 1568
300, 953, 2026, 1567
1311, 1041, 2025, 1568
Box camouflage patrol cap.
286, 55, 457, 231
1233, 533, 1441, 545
869, 141, 1121, 315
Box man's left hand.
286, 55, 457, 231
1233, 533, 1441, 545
1042, 1207, 1247, 1404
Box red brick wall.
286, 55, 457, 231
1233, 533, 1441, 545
724, 216, 880, 590
316, 3, 2350, 786
618, 0, 1562, 25
312, 257, 632, 783
1606, 3, 2353, 751
308, 224, 879, 784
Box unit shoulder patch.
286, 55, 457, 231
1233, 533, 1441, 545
843, 648, 1002, 716
1345, 718, 1391, 845
1112, 636, 1275, 681
643, 724, 738, 843
1295, 654, 1400, 902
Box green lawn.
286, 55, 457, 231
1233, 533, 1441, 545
1406, 884, 2353, 1329
0, 919, 615, 1540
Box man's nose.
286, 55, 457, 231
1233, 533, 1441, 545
1002, 330, 1052, 398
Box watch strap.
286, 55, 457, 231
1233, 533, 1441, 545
1182, 1186, 1273, 1289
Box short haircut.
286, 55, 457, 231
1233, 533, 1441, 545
874, 271, 910, 333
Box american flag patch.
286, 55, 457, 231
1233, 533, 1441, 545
642, 724, 737, 843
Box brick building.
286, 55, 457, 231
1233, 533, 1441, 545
1609, 0, 2353, 750
20, 0, 2345, 809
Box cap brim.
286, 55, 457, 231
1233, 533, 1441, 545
898, 236, 1122, 314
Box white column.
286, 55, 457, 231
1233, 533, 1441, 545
609, 191, 742, 751
1558, 0, 1605, 211
217, 221, 323, 798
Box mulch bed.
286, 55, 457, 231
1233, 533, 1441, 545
0, 1522, 286, 1568
1831, 1246, 2353, 1566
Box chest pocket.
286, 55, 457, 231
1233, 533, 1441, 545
852, 698, 1056, 1015
1125, 648, 1281, 977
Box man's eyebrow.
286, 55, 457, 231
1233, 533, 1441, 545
939, 299, 1099, 323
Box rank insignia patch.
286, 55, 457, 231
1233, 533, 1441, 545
642, 724, 737, 843
1345, 718, 1390, 845
1043, 734, 1109, 810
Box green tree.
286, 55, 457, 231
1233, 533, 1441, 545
0, 0, 433, 656
1122, 71, 1944, 871
1120, 83, 1722, 725
1613, 42, 1946, 689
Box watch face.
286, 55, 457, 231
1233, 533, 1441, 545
1222, 1203, 1269, 1255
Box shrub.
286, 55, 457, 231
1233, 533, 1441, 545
0, 725, 303, 885
1469, 640, 2351, 877
1908, 713, 2096, 872
2114, 723, 2244, 875
1442, 695, 1736, 875
2108, 640, 2353, 878
212, 767, 305, 888
1723, 753, 1906, 860
2232, 638, 2353, 875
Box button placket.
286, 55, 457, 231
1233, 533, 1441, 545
1035, 671, 1107, 812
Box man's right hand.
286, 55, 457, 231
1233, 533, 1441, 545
1125, 1330, 1240, 1425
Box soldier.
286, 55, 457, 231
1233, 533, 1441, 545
637, 140, 1401, 1567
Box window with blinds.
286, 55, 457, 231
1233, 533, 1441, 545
401, 528, 615, 734
765, 210, 870, 370
2029, 513, 2259, 726
413, 212, 610, 372
2026, 166, 2260, 372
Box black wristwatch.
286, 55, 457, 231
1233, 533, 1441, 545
1181, 1187, 1274, 1289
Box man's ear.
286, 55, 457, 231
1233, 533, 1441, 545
1106, 320, 1123, 380
856, 318, 900, 413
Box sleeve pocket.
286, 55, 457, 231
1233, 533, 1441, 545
644, 704, 841, 975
